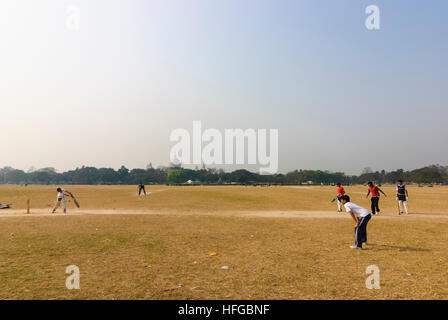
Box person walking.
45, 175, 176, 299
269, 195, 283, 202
366, 181, 387, 215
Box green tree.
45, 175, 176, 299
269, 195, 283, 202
4, 169, 28, 184
117, 166, 130, 184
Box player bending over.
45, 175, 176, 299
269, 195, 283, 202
396, 180, 409, 215
52, 188, 73, 214
366, 182, 387, 215
341, 195, 372, 250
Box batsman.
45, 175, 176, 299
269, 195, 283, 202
52, 187, 77, 214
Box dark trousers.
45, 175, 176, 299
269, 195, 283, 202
138, 187, 146, 196
355, 214, 371, 248
371, 197, 380, 214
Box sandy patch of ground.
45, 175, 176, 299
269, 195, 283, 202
1, 208, 447, 220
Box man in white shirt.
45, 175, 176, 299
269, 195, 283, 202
51, 187, 74, 214
340, 195, 372, 250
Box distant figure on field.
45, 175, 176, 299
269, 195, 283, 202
52, 188, 73, 214
396, 180, 409, 215
138, 183, 147, 196
366, 182, 387, 215
341, 195, 372, 250
336, 182, 345, 212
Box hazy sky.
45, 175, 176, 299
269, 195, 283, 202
1, 0, 447, 175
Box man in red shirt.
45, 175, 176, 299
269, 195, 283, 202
336, 182, 345, 212
366, 181, 387, 215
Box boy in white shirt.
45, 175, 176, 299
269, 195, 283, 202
340, 195, 372, 250
51, 187, 74, 214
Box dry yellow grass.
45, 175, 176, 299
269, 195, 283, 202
2, 184, 447, 214
0, 184, 447, 299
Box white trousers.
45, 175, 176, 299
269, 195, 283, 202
398, 200, 409, 214
337, 200, 342, 211
53, 198, 67, 213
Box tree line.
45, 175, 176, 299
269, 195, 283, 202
0, 165, 447, 185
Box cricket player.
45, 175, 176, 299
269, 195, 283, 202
138, 183, 147, 196
366, 182, 387, 215
51, 188, 73, 214
397, 180, 409, 215
341, 195, 371, 250
336, 183, 345, 212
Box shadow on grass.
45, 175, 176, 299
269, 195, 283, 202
369, 244, 430, 252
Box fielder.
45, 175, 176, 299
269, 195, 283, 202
396, 180, 409, 215
366, 181, 387, 215
336, 183, 345, 212
341, 195, 372, 250
138, 183, 147, 196
51, 188, 73, 214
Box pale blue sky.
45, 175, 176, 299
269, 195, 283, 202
1, 0, 447, 174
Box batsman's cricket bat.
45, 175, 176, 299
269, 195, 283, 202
331, 196, 337, 203
72, 196, 80, 208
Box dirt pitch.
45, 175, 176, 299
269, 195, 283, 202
0, 184, 447, 299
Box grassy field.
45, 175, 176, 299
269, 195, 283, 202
2, 184, 448, 214
0, 184, 447, 299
